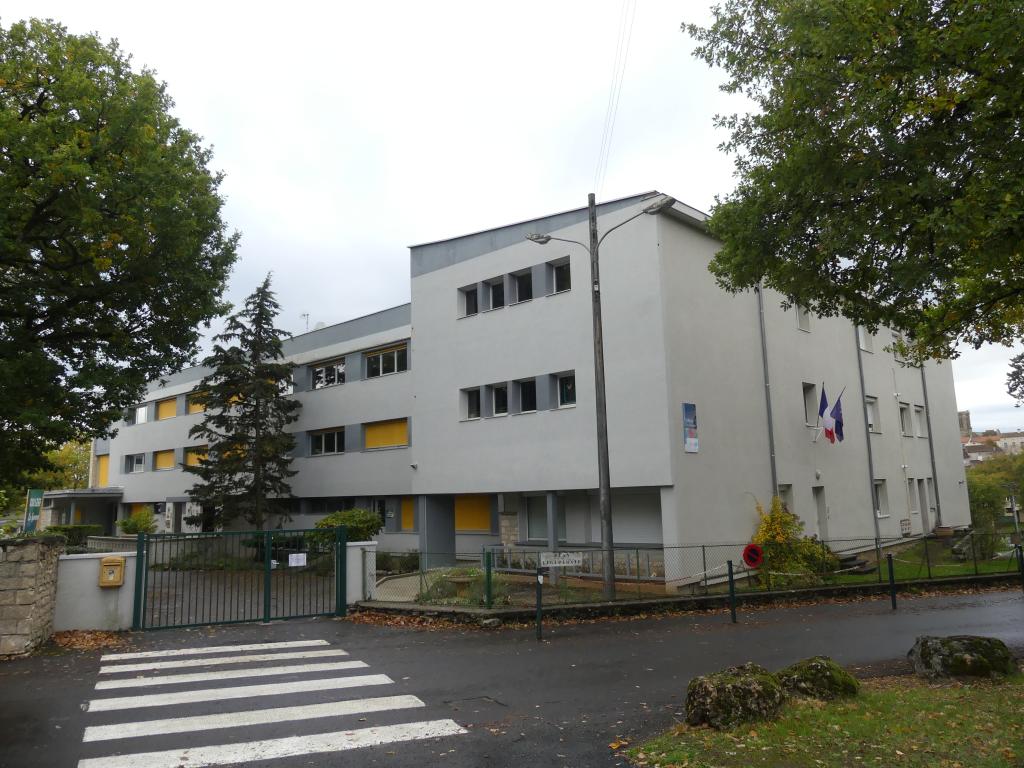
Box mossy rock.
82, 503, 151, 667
908, 635, 1017, 679
777, 656, 859, 699
685, 662, 786, 729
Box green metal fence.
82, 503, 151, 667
132, 527, 347, 630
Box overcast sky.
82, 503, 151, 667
5, 1, 1019, 431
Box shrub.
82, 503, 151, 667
118, 508, 157, 535
416, 567, 512, 606
752, 496, 839, 587
45, 524, 102, 546
967, 475, 1005, 558
314, 508, 383, 543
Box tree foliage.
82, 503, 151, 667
752, 496, 838, 586
184, 276, 300, 530
0, 19, 238, 484
22, 441, 90, 489
686, 1, 1024, 368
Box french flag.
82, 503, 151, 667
819, 385, 845, 444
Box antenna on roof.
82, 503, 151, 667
301, 313, 309, 332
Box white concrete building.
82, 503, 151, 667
45, 192, 970, 582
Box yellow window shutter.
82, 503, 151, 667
364, 418, 409, 449
185, 446, 208, 466
401, 497, 415, 530
95, 455, 109, 487
454, 494, 491, 531
156, 398, 176, 420
131, 503, 152, 516
187, 395, 206, 414
154, 450, 175, 470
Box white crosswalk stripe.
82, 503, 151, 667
79, 638, 466, 767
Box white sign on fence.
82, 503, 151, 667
288, 553, 307, 568
540, 551, 583, 568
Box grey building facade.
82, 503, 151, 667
53, 191, 970, 587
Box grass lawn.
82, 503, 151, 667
630, 675, 1024, 768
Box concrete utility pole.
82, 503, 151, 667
587, 193, 615, 600
526, 192, 675, 601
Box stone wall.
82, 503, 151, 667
0, 537, 63, 656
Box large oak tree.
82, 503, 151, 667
686, 1, 1024, 373
0, 19, 238, 484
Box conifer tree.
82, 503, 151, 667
184, 275, 300, 529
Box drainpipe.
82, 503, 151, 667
919, 365, 943, 527
855, 328, 882, 539
755, 285, 779, 495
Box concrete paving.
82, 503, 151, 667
1, 588, 1022, 768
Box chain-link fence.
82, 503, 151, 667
368, 531, 1024, 609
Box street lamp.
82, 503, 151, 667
527, 192, 676, 599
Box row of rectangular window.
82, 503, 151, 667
463, 372, 575, 420
123, 446, 207, 474
310, 418, 410, 455
800, 382, 927, 437
460, 260, 570, 318
311, 343, 409, 391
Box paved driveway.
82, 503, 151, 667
2, 589, 1022, 768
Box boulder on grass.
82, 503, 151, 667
685, 662, 786, 729
777, 656, 859, 699
908, 635, 1016, 679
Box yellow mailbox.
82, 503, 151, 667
99, 556, 125, 588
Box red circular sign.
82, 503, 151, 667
742, 543, 764, 569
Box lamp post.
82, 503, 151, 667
527, 193, 676, 599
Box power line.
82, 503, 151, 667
593, 0, 638, 198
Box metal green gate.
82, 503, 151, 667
132, 527, 347, 630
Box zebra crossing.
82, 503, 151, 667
78, 639, 466, 767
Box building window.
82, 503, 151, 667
124, 454, 144, 473
802, 382, 818, 425
366, 345, 408, 378
187, 394, 206, 414
865, 396, 880, 433
401, 497, 416, 531
125, 404, 148, 426
465, 388, 481, 420
153, 449, 175, 471
462, 286, 478, 317
493, 384, 508, 415
907, 478, 918, 513
518, 379, 537, 412
857, 326, 873, 352
156, 398, 176, 420
454, 494, 491, 532
914, 405, 927, 437
184, 446, 207, 467
525, 496, 566, 542
899, 402, 912, 435
310, 428, 345, 456
553, 261, 571, 293
364, 418, 409, 449
490, 280, 505, 310
312, 359, 345, 389
874, 479, 889, 517
557, 373, 576, 407
796, 305, 811, 332
513, 271, 533, 303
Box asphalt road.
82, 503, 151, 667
2, 588, 1022, 768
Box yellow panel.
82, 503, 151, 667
364, 418, 409, 449
95, 455, 109, 487
156, 398, 177, 420
401, 497, 415, 531
154, 449, 175, 470
187, 396, 206, 414
185, 446, 208, 466
131, 503, 151, 515
455, 494, 491, 531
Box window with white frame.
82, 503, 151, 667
899, 402, 912, 435
312, 358, 345, 389
461, 286, 478, 317
489, 279, 505, 309
464, 388, 481, 420
865, 396, 881, 433
493, 384, 508, 415
513, 270, 533, 303
125, 404, 148, 425
310, 428, 345, 456
558, 373, 576, 407
796, 305, 811, 332
914, 405, 927, 437
518, 379, 537, 412
802, 382, 818, 425
857, 326, 873, 352
366, 345, 408, 378
124, 454, 144, 473
552, 260, 571, 293
874, 479, 890, 517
